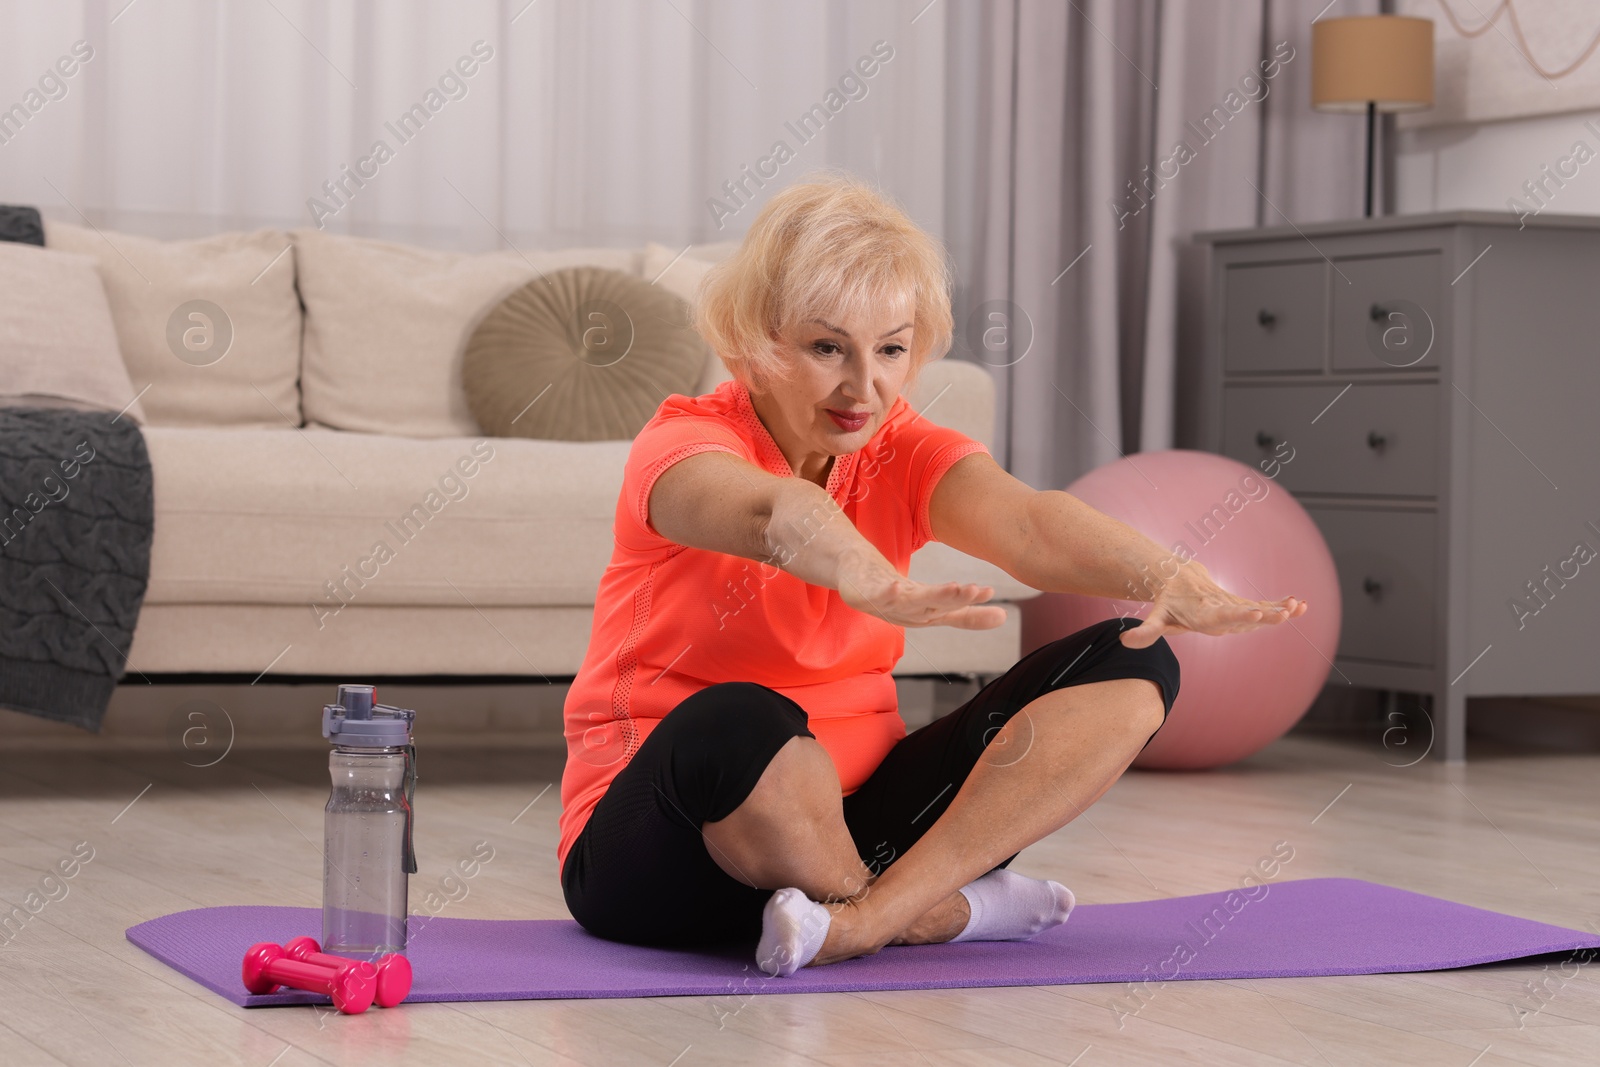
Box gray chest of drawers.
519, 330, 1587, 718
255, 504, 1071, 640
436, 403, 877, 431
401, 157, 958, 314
1193, 211, 1600, 763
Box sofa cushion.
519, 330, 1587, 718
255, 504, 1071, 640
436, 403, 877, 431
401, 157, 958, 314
642, 242, 732, 395
462, 266, 707, 441
900, 357, 997, 454
43, 220, 301, 427
142, 426, 1037, 611
142, 425, 632, 610
0, 242, 145, 423
689, 240, 741, 264
295, 229, 642, 438
643, 240, 711, 301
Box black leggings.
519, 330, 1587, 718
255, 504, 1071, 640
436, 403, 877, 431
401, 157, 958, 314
560, 615, 1180, 948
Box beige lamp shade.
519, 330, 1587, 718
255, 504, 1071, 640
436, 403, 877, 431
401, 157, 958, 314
1312, 15, 1434, 113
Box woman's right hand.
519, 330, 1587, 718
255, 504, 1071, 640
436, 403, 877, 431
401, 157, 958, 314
835, 551, 1007, 630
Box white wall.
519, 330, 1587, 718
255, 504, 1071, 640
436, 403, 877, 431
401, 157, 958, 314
1395, 108, 1600, 219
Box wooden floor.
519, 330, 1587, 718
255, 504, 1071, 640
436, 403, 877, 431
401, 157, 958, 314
1, 730, 1597, 1067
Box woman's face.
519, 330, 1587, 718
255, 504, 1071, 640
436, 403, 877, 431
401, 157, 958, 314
749, 301, 916, 484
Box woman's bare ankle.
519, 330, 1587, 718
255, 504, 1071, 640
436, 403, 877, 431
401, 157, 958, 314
804, 886, 971, 966
807, 898, 884, 967
888, 890, 970, 947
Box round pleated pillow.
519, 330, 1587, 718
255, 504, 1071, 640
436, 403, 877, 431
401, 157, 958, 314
462, 266, 708, 441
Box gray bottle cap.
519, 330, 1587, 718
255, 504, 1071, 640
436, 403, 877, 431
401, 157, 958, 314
322, 684, 415, 747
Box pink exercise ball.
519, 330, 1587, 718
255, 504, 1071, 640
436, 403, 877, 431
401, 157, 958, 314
1019, 449, 1342, 770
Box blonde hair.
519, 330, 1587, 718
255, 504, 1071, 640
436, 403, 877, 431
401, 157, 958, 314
692, 171, 953, 394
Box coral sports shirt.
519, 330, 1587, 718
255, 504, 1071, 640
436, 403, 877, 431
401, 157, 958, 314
557, 376, 991, 870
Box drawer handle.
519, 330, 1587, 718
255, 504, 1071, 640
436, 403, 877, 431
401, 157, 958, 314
1255, 430, 1275, 448
1367, 431, 1387, 450
1257, 309, 1276, 327
1370, 303, 1389, 321
1363, 577, 1383, 599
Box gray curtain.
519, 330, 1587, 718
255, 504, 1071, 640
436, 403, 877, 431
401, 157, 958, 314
942, 0, 1379, 492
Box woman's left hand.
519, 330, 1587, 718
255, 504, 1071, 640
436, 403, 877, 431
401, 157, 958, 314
1117, 560, 1308, 649
836, 550, 1008, 630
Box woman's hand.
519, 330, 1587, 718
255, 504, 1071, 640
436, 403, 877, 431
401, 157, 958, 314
835, 550, 1007, 630
1117, 560, 1308, 649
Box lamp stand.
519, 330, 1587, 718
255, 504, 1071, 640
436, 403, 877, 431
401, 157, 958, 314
1364, 100, 1376, 218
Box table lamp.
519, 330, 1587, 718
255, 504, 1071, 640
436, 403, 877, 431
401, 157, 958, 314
1311, 15, 1434, 217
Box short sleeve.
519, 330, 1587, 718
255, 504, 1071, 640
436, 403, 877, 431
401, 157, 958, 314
913, 437, 990, 550
618, 411, 746, 549
881, 401, 990, 551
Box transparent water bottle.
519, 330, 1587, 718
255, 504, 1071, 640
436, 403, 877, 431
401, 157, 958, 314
320, 684, 417, 957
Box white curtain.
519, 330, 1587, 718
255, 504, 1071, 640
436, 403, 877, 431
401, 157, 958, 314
943, 0, 1378, 491
0, 0, 947, 249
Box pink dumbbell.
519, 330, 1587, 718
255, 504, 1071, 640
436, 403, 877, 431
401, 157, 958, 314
284, 936, 413, 1008
241, 942, 377, 1014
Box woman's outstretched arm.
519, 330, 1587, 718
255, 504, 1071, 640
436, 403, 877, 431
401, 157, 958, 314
649, 450, 1004, 629
927, 451, 1179, 600
928, 451, 1306, 645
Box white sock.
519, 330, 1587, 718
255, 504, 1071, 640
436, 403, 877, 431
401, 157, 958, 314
755, 887, 832, 977
949, 868, 1075, 943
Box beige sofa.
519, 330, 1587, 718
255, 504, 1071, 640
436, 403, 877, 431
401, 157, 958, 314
39, 222, 1040, 681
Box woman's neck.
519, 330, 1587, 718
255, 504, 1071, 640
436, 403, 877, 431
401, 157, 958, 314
747, 387, 835, 487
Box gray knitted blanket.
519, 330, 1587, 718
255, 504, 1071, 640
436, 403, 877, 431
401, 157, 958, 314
0, 405, 153, 730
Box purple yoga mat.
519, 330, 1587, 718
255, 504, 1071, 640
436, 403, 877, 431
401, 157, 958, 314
125, 878, 1600, 1007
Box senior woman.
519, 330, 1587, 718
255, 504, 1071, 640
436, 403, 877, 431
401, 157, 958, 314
557, 175, 1308, 976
